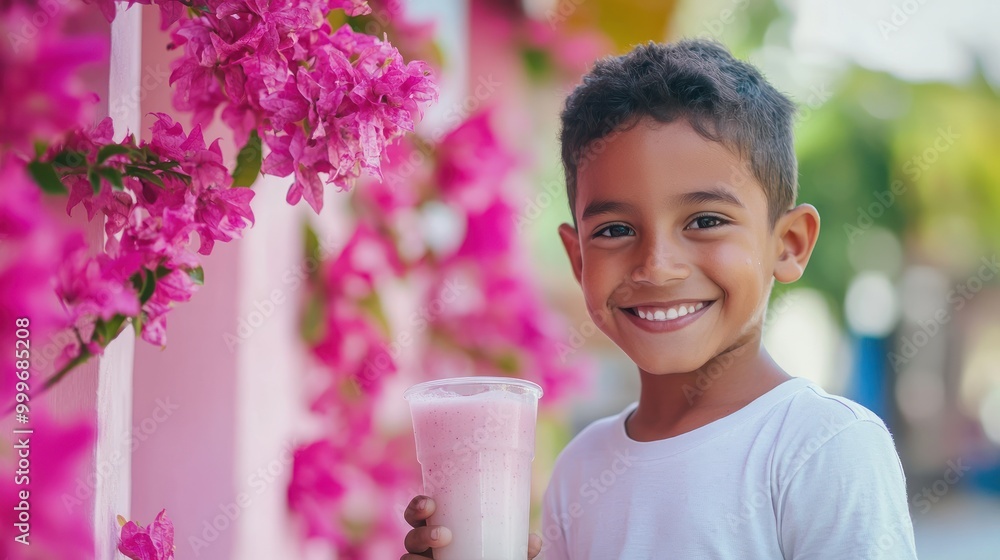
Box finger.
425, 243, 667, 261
403, 496, 436, 528
527, 533, 542, 558
403, 525, 452, 554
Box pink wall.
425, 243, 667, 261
130, 7, 239, 559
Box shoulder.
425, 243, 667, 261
771, 380, 903, 480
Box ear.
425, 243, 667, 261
772, 203, 820, 284
558, 222, 583, 285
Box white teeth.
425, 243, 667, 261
632, 302, 709, 322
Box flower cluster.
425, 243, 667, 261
45, 114, 255, 355
0, 411, 96, 559
0, 155, 83, 404
0, 2, 106, 157
148, 0, 437, 212
117, 509, 175, 560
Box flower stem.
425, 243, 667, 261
43, 346, 93, 391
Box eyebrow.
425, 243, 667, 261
676, 186, 745, 209
580, 186, 745, 222
581, 199, 638, 221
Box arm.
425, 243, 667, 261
777, 420, 917, 560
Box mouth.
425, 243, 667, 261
620, 300, 715, 332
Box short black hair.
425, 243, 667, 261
560, 39, 798, 228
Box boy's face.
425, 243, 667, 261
558, 118, 818, 375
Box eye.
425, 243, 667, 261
688, 215, 729, 230
594, 223, 635, 238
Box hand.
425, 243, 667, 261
400, 495, 543, 559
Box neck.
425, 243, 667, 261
627, 337, 791, 441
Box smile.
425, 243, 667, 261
620, 300, 714, 332
630, 302, 704, 321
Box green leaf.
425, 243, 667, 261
232, 130, 262, 187
88, 168, 101, 194
494, 351, 520, 374
96, 314, 127, 345
187, 266, 204, 285
52, 150, 87, 168
125, 166, 165, 187
132, 312, 145, 337
300, 292, 327, 344
358, 292, 390, 336
26, 161, 67, 194
304, 222, 321, 264
33, 140, 47, 159
161, 170, 192, 184
137, 146, 160, 164
97, 167, 124, 190
96, 144, 130, 164
151, 160, 180, 171
137, 268, 157, 304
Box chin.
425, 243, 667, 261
632, 355, 708, 376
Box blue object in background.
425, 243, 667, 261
847, 335, 890, 426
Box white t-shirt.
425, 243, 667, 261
540, 377, 917, 559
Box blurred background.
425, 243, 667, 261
100, 0, 1000, 558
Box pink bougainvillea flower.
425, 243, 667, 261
0, 5, 106, 157
287, 440, 349, 544
329, 0, 372, 17
326, 223, 404, 295
168, 0, 437, 213
288, 435, 420, 551
56, 249, 141, 332
118, 509, 175, 560
0, 410, 96, 560
45, 111, 254, 352
0, 155, 82, 403
434, 110, 519, 213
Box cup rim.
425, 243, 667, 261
403, 376, 543, 400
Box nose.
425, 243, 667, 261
630, 236, 690, 285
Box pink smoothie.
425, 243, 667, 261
406, 378, 542, 560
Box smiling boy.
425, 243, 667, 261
402, 39, 917, 559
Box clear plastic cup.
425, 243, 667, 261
404, 377, 543, 560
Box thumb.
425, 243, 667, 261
528, 533, 542, 558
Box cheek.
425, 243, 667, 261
702, 244, 767, 299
